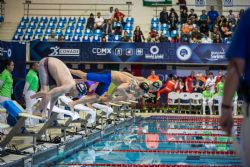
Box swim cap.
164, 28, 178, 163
76, 82, 88, 96
139, 82, 150, 93
152, 80, 162, 89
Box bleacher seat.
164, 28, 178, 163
40, 16, 48, 23
113, 35, 121, 42
78, 16, 86, 24
12, 34, 21, 41
76, 22, 84, 30
69, 16, 76, 23
170, 30, 179, 38
18, 22, 27, 29
92, 35, 100, 42
124, 23, 133, 31
126, 17, 134, 24
84, 29, 93, 36
114, 22, 123, 28
72, 35, 81, 42
107, 35, 113, 42
74, 28, 83, 36
151, 17, 159, 24
43, 35, 49, 41
0, 16, 4, 23
26, 28, 33, 36
49, 16, 57, 23
161, 23, 169, 31
57, 22, 65, 29
28, 22, 36, 29
59, 16, 67, 23
65, 28, 73, 36
94, 29, 102, 37
16, 28, 24, 36
33, 34, 42, 40
125, 29, 132, 37
45, 28, 53, 35
47, 22, 56, 29
38, 22, 46, 29
31, 16, 39, 23
35, 28, 43, 36
64, 35, 71, 41
151, 23, 159, 31
82, 35, 90, 42
56, 29, 63, 36
162, 29, 169, 37
67, 22, 75, 30
23, 34, 31, 41
21, 16, 29, 23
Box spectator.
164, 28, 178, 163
102, 19, 114, 37
199, 10, 208, 24
94, 12, 104, 29
228, 10, 236, 24
58, 34, 64, 42
211, 27, 221, 40
205, 72, 216, 93
182, 19, 194, 36
101, 36, 107, 42
171, 36, 180, 43
237, 9, 245, 22
213, 34, 222, 43
190, 27, 201, 43
207, 6, 219, 29
114, 8, 125, 21
159, 33, 169, 42
169, 11, 179, 32
188, 9, 198, 24
157, 74, 176, 104
86, 13, 95, 30
160, 7, 169, 24
199, 21, 209, 36
202, 86, 214, 115
106, 7, 114, 21
228, 21, 237, 32
169, 8, 179, 21
0, 60, 14, 123
182, 35, 190, 43
193, 74, 204, 93
114, 17, 123, 35
23, 62, 39, 126
120, 31, 131, 42
148, 28, 159, 42
133, 26, 145, 42
48, 31, 57, 42
201, 35, 212, 43
180, 8, 188, 24
174, 77, 184, 93
220, 22, 232, 38
185, 71, 195, 93
176, 0, 187, 11
147, 69, 160, 82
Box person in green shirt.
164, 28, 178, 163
23, 62, 39, 126
0, 60, 14, 123
202, 86, 214, 115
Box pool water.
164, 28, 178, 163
51, 116, 241, 166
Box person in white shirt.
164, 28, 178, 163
95, 12, 104, 29
205, 72, 216, 93
106, 7, 114, 21
201, 35, 212, 43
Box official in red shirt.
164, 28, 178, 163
114, 8, 125, 21
185, 71, 195, 93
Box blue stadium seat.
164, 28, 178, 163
27, 22, 36, 29
67, 22, 75, 30
82, 35, 90, 42
84, 29, 93, 36
114, 22, 123, 28
170, 30, 179, 38
0, 16, 4, 23
72, 35, 81, 42
33, 34, 42, 40
43, 35, 49, 41
68, 16, 76, 23
223, 37, 232, 44
151, 17, 159, 24
78, 16, 86, 24
47, 22, 56, 29
57, 22, 65, 29
45, 28, 52, 35
161, 23, 169, 31
113, 35, 121, 42
49, 16, 57, 23
65, 28, 73, 36
124, 23, 133, 31
126, 17, 134, 24
35, 28, 43, 36
76, 22, 84, 30
162, 29, 169, 37
107, 35, 113, 42
59, 16, 67, 23
12, 34, 21, 41
94, 29, 102, 37
26, 28, 33, 36
40, 16, 48, 23
38, 22, 46, 29
74, 28, 83, 36
16, 28, 24, 36
151, 23, 159, 31
64, 35, 72, 41
23, 34, 31, 41
31, 16, 39, 23
56, 29, 63, 36
18, 22, 27, 29
21, 16, 29, 23
92, 35, 100, 42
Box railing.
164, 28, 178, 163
23, 2, 133, 17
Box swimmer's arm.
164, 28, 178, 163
70, 69, 87, 80
112, 83, 130, 102
48, 84, 74, 99
70, 94, 99, 107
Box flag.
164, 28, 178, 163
143, 0, 172, 6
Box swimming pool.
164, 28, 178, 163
46, 116, 241, 166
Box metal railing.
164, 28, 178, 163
23, 2, 133, 17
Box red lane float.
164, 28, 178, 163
101, 140, 233, 144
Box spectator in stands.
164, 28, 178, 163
201, 35, 212, 44
58, 34, 64, 42
102, 19, 113, 37
159, 33, 170, 42
220, 22, 233, 38
182, 35, 189, 43
148, 28, 159, 42
0, 60, 14, 123
114, 17, 123, 35
176, 0, 187, 11
199, 21, 209, 37
120, 31, 131, 42
182, 19, 194, 36
101, 36, 107, 42
174, 77, 184, 93
133, 26, 145, 42
228, 10, 236, 24
188, 9, 198, 24
213, 34, 222, 43
147, 69, 160, 82
171, 36, 180, 43
106, 6, 114, 21
205, 72, 216, 93
86, 13, 95, 30
190, 27, 201, 43
185, 71, 195, 93
199, 10, 208, 24
94, 12, 104, 29
169, 11, 179, 32
228, 21, 237, 33
193, 74, 204, 93
202, 86, 214, 115
237, 9, 245, 23
48, 31, 57, 42
211, 27, 221, 40
114, 8, 125, 21
180, 8, 188, 24
207, 6, 219, 30
160, 7, 169, 24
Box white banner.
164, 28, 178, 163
224, 0, 233, 7
195, 0, 205, 7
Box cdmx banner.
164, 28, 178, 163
0, 40, 26, 79
30, 41, 229, 65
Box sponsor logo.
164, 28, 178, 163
0, 47, 12, 58
136, 48, 143, 56
205, 47, 225, 61
126, 48, 133, 56
92, 48, 111, 56
145, 46, 164, 59
49, 46, 80, 57
114, 48, 123, 56
176, 45, 192, 61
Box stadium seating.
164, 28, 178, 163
92, 35, 101, 42
59, 16, 67, 23
31, 16, 39, 23
151, 22, 159, 31
38, 22, 46, 29
27, 22, 36, 29
49, 16, 58, 23
84, 29, 93, 37
47, 22, 56, 29
69, 16, 76, 23
113, 35, 121, 42
65, 28, 73, 36
35, 28, 43, 36
16, 28, 24, 36
78, 16, 86, 24
12, 34, 21, 41
21, 16, 29, 23
94, 29, 102, 37
57, 22, 65, 29
72, 35, 81, 42
126, 17, 134, 24
74, 28, 83, 36
40, 16, 48, 23
64, 35, 71, 41
23, 34, 31, 41
82, 35, 91, 42
0, 16, 4, 23
151, 17, 159, 24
